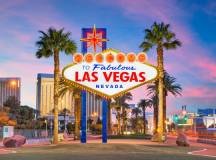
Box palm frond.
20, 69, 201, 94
35, 27, 77, 58
140, 22, 181, 53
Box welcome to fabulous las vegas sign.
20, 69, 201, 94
62, 49, 158, 99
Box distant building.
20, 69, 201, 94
198, 108, 216, 116
86, 92, 102, 120
196, 108, 216, 129
36, 73, 74, 117
36, 73, 103, 121
0, 77, 21, 107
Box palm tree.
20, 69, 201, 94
149, 94, 159, 133
110, 101, 121, 135
138, 99, 152, 134
140, 22, 181, 141
60, 108, 71, 131
58, 78, 81, 140
112, 92, 132, 135
36, 28, 77, 144
147, 71, 182, 132
120, 93, 132, 134
131, 107, 141, 133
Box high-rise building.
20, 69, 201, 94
0, 77, 21, 107
36, 73, 74, 117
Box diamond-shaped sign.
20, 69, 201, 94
62, 49, 158, 99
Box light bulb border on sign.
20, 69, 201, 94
62, 48, 159, 99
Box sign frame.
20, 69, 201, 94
62, 48, 159, 99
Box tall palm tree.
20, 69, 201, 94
147, 71, 182, 131
58, 78, 81, 140
140, 22, 181, 141
36, 28, 77, 144
138, 99, 152, 134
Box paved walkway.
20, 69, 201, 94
167, 135, 216, 158
0, 136, 215, 158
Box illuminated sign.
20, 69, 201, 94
62, 49, 158, 99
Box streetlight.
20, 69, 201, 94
10, 80, 16, 86
45, 119, 48, 138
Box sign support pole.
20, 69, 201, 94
80, 27, 107, 143
80, 28, 87, 143
102, 99, 108, 143
81, 90, 87, 143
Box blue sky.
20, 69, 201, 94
0, 0, 216, 114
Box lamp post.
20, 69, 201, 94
64, 114, 67, 132
45, 119, 48, 138
50, 120, 53, 138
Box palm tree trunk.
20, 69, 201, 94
143, 107, 146, 135
122, 107, 125, 135
163, 93, 167, 132
53, 50, 60, 144
75, 97, 81, 139
157, 47, 164, 141
74, 98, 78, 139
153, 105, 158, 133
135, 114, 138, 134
117, 111, 121, 135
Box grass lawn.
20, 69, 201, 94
0, 143, 215, 160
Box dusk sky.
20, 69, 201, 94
0, 0, 216, 114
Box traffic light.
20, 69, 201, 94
183, 115, 188, 122
173, 114, 179, 123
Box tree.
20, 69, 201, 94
138, 99, 152, 134
58, 78, 81, 139
140, 22, 181, 141
147, 71, 182, 131
60, 108, 71, 131
3, 96, 35, 128
36, 28, 77, 144
149, 94, 159, 133
3, 96, 20, 115
112, 92, 132, 135
0, 111, 16, 126
131, 107, 141, 133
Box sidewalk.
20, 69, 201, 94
167, 135, 216, 158
0, 136, 215, 158
0, 138, 51, 154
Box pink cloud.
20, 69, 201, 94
0, 0, 25, 12
10, 31, 32, 43
183, 86, 216, 98
193, 57, 216, 82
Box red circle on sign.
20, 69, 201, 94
137, 52, 147, 63
116, 52, 125, 63
127, 53, 136, 63
95, 53, 104, 63
84, 53, 94, 63
73, 53, 83, 63
106, 53, 114, 63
